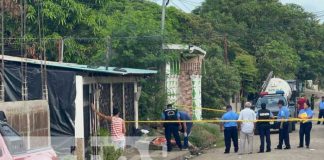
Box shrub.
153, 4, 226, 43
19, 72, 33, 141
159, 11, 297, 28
189, 123, 223, 148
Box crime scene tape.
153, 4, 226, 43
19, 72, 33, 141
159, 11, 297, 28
125, 118, 324, 123
175, 104, 227, 113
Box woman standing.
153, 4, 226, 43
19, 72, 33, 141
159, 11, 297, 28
298, 103, 313, 148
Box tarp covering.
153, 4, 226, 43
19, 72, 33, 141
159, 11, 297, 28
3, 62, 75, 136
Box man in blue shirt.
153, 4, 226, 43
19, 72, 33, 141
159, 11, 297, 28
317, 96, 324, 125
275, 100, 291, 150
298, 103, 313, 148
179, 111, 193, 150
220, 105, 239, 154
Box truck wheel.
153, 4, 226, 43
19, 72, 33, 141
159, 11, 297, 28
254, 129, 259, 135
288, 122, 293, 133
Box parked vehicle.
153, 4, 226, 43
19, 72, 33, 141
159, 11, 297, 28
254, 76, 298, 133
0, 120, 57, 160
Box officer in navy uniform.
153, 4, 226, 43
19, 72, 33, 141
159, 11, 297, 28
220, 105, 239, 154
257, 103, 273, 153
161, 104, 182, 152
275, 99, 291, 150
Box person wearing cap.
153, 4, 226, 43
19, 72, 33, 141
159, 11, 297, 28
275, 99, 291, 150
256, 103, 273, 153
220, 105, 239, 154
161, 104, 182, 152
317, 96, 324, 125
298, 102, 313, 148
238, 102, 256, 155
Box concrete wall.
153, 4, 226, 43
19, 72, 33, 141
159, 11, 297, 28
0, 100, 50, 149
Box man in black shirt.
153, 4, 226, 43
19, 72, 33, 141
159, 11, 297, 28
257, 103, 273, 153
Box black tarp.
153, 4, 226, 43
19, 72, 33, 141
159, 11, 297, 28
3, 62, 75, 136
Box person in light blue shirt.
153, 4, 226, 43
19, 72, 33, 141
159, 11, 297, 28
317, 96, 324, 125
220, 105, 239, 154
298, 103, 313, 148
275, 100, 291, 150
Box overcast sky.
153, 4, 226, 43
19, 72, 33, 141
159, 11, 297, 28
152, 0, 324, 22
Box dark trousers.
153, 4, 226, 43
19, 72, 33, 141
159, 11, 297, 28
165, 125, 182, 151
299, 122, 312, 147
317, 109, 324, 124
258, 125, 271, 152
183, 127, 192, 149
224, 126, 238, 153
278, 122, 290, 148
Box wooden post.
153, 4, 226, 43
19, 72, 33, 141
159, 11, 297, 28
134, 82, 139, 129
122, 83, 126, 120
110, 83, 113, 116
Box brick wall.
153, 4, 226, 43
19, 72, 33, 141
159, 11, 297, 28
0, 100, 50, 149
178, 55, 204, 115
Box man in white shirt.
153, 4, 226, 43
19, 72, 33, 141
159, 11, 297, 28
238, 102, 256, 155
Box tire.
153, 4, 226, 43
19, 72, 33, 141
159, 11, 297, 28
254, 125, 259, 135
288, 122, 293, 133
292, 122, 296, 131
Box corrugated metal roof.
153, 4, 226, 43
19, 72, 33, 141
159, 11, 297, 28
2, 55, 157, 75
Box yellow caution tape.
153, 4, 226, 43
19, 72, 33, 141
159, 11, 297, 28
125, 118, 324, 123
175, 104, 227, 113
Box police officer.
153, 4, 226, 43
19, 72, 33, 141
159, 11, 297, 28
317, 96, 324, 125
275, 100, 291, 150
298, 102, 313, 148
257, 103, 273, 153
161, 104, 182, 152
220, 105, 239, 154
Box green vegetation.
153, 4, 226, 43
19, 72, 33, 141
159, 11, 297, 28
189, 123, 223, 148
3, 0, 324, 120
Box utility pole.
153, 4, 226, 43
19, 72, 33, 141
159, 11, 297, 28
161, 0, 168, 37
223, 33, 228, 65
105, 36, 111, 70
1, 0, 5, 101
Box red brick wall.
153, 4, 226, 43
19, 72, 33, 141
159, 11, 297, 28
178, 55, 203, 115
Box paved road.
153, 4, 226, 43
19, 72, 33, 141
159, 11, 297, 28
194, 114, 324, 160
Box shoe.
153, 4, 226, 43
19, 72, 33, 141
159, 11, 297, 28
257, 151, 264, 153
224, 151, 229, 154
297, 146, 303, 148
284, 147, 291, 150
266, 149, 271, 152
306, 146, 309, 149
275, 147, 282, 150
234, 150, 238, 153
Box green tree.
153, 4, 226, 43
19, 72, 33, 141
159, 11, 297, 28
233, 54, 258, 97
256, 40, 300, 79
202, 58, 241, 119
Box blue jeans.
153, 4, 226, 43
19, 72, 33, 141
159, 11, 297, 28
258, 125, 271, 151
183, 126, 192, 149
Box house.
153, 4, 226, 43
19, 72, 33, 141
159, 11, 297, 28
0, 55, 157, 159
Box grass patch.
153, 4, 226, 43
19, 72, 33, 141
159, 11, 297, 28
189, 123, 224, 149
